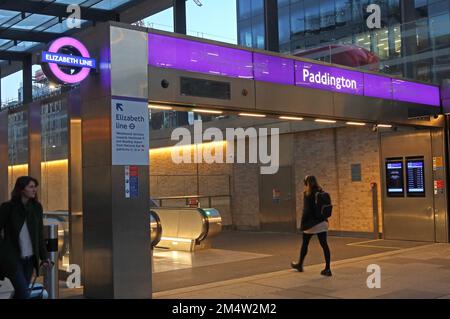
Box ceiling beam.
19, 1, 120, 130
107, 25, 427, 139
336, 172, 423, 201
0, 0, 117, 22
0, 29, 59, 43
0, 51, 28, 61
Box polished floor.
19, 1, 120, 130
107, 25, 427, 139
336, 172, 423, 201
5, 230, 430, 299
151, 230, 429, 292
154, 243, 450, 299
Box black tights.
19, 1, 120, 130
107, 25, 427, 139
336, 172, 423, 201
299, 232, 331, 270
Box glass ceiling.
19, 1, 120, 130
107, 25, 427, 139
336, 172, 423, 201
0, 0, 137, 68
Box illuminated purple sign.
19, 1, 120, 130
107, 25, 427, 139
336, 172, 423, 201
364, 73, 393, 100
148, 33, 253, 79
253, 53, 294, 85
148, 33, 440, 107
392, 79, 440, 107
41, 37, 95, 84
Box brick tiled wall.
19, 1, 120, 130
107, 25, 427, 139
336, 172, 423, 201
294, 127, 382, 233
149, 126, 382, 233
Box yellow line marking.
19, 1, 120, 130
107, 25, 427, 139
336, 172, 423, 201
346, 240, 402, 250
349, 244, 401, 250
347, 239, 384, 246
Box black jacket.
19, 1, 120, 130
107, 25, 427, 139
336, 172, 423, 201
300, 190, 326, 231
0, 199, 48, 280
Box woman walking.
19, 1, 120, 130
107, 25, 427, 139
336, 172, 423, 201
291, 175, 332, 276
0, 176, 50, 299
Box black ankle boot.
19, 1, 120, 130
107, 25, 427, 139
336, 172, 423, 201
291, 261, 304, 272
320, 268, 332, 277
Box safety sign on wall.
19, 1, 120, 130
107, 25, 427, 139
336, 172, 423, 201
112, 98, 149, 165
125, 165, 139, 199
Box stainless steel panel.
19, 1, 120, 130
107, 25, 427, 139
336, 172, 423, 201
431, 129, 448, 243
81, 24, 152, 298
148, 66, 256, 110
333, 93, 441, 126
28, 102, 41, 198
82, 165, 113, 298
81, 96, 112, 168
259, 166, 296, 232
381, 130, 435, 241
68, 92, 84, 275
0, 110, 8, 203
255, 81, 333, 116
111, 26, 148, 99
78, 23, 112, 103
111, 165, 150, 299
200, 208, 222, 239
333, 93, 399, 122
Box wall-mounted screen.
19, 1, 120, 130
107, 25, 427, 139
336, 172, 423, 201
406, 158, 425, 197
386, 160, 404, 197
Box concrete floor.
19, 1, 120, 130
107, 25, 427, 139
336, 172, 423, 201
154, 242, 450, 299
152, 230, 428, 292
49, 230, 435, 298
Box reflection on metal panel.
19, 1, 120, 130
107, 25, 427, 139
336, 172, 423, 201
260, 166, 296, 232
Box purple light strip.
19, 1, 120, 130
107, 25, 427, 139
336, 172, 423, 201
148, 33, 440, 107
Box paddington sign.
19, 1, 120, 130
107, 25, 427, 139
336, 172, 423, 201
295, 61, 364, 95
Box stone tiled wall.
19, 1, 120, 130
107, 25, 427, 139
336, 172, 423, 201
294, 127, 382, 233
149, 126, 382, 233
149, 143, 235, 226
232, 162, 260, 230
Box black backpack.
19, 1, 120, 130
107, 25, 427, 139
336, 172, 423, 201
314, 191, 333, 219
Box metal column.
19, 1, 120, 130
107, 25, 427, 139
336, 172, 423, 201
79, 23, 151, 299
400, 1, 417, 79
264, 0, 279, 52
173, 0, 187, 34
0, 109, 8, 203
28, 102, 41, 198
22, 55, 33, 104
68, 92, 83, 281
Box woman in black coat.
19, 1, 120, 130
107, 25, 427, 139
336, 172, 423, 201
291, 175, 332, 276
0, 176, 50, 299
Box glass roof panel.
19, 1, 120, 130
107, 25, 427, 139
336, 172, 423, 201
7, 41, 41, 52
0, 39, 11, 46
11, 14, 55, 30
42, 19, 89, 33
91, 0, 131, 10
0, 9, 19, 25
0, 10, 23, 28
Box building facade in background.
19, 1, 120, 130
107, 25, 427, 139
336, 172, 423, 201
237, 0, 450, 84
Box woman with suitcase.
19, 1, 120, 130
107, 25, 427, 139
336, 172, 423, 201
0, 176, 50, 299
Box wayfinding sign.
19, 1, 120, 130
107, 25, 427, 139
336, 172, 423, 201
112, 98, 149, 166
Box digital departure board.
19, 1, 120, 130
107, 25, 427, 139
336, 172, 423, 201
406, 158, 425, 197
386, 160, 404, 197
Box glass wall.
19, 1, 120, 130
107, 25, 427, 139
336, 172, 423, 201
40, 99, 68, 212
41, 99, 69, 270
8, 110, 28, 195
237, 0, 450, 84
237, 0, 265, 49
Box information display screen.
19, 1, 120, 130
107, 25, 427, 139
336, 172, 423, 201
386, 160, 404, 197
406, 158, 425, 197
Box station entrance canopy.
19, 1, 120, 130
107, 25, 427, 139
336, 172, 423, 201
0, 0, 172, 78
